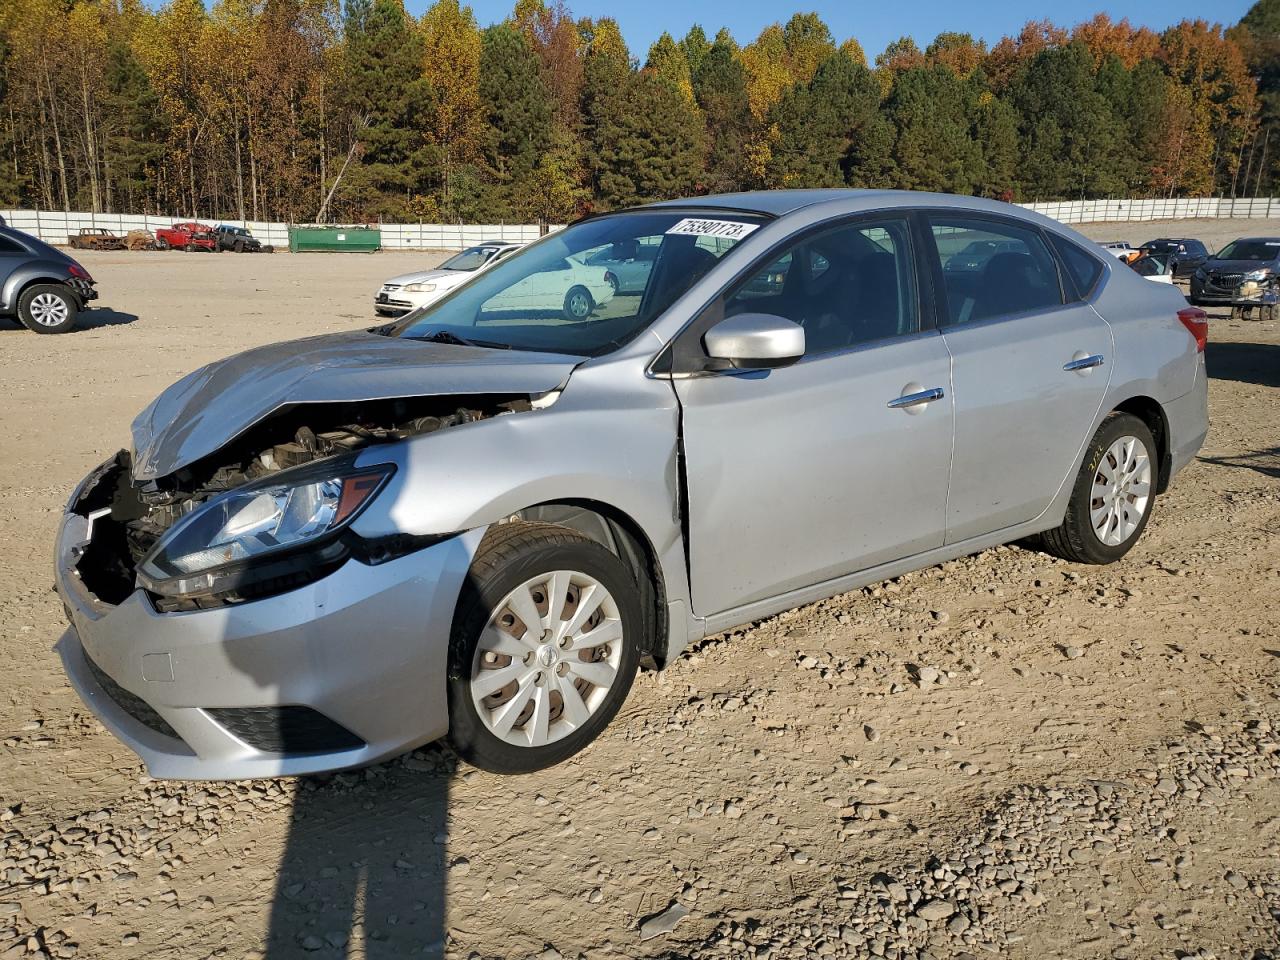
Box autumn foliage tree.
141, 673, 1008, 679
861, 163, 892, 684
0, 3, 1266, 221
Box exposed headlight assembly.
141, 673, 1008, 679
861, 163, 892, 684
1245, 268, 1272, 281
403, 281, 437, 293
137, 455, 393, 601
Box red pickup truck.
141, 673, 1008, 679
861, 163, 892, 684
155, 221, 219, 252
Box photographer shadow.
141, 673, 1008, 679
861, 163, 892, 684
263, 751, 453, 958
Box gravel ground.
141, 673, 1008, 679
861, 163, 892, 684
0, 220, 1278, 960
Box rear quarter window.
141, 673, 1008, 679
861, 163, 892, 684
1048, 233, 1105, 300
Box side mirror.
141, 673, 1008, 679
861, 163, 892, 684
703, 312, 805, 370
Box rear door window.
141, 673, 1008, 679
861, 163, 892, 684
929, 217, 1064, 324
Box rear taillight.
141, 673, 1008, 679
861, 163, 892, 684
68, 262, 93, 282
1178, 306, 1208, 352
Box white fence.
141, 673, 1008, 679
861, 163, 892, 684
0, 209, 560, 250
5, 198, 1280, 249
1018, 196, 1280, 224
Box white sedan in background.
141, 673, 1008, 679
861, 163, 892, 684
375, 241, 525, 315
481, 255, 617, 321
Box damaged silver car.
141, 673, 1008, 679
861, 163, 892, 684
55, 191, 1209, 778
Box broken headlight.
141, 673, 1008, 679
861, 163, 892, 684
137, 456, 393, 600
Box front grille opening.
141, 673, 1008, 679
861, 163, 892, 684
84, 654, 182, 741
207, 706, 365, 755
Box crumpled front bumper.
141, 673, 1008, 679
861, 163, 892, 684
55, 503, 483, 780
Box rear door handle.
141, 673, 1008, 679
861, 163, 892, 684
1063, 354, 1105, 372
887, 386, 945, 409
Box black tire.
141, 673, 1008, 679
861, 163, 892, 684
17, 283, 78, 334
446, 522, 642, 774
155, 238, 169, 251
562, 285, 594, 321
184, 242, 196, 252
1038, 412, 1158, 565
234, 239, 245, 253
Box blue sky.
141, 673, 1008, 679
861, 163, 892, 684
406, 0, 1256, 61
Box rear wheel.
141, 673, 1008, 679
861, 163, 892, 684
562, 285, 594, 321
17, 284, 78, 334
1038, 413, 1156, 564
446, 523, 641, 774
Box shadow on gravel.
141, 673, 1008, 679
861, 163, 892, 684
1198, 446, 1280, 479
265, 755, 451, 958
1205, 341, 1280, 388
0, 308, 139, 333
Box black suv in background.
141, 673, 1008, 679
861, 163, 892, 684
1139, 237, 1209, 279
0, 226, 97, 333
1189, 236, 1280, 319
214, 224, 271, 253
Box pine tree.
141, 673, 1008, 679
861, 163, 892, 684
765, 51, 887, 188
594, 70, 705, 208
338, 0, 434, 219
1006, 41, 1124, 200
479, 22, 553, 214
693, 35, 753, 192
102, 39, 167, 213
885, 65, 984, 194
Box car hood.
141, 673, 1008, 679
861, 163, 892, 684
130, 330, 581, 481
385, 268, 470, 286
1204, 259, 1275, 272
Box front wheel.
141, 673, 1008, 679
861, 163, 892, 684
1038, 413, 1157, 564
17, 284, 78, 333
446, 523, 642, 774
562, 285, 594, 321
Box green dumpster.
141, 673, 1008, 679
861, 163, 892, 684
288, 225, 381, 253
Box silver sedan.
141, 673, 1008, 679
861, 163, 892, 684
54, 191, 1209, 778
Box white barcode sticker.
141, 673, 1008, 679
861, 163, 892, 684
665, 218, 759, 240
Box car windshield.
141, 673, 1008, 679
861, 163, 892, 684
391, 210, 763, 356
1216, 239, 1280, 261
440, 247, 500, 271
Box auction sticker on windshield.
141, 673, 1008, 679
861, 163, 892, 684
666, 218, 760, 240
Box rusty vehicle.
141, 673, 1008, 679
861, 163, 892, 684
67, 228, 126, 251
126, 229, 164, 251
155, 221, 219, 252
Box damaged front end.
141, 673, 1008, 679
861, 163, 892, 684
66, 395, 532, 612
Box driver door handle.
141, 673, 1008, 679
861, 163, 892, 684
887, 386, 945, 409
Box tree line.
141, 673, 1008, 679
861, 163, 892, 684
0, 0, 1276, 225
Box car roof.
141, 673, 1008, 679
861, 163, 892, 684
642, 188, 1064, 221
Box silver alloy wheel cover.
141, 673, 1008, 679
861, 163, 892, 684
568, 291, 590, 318
29, 292, 69, 326
470, 569, 624, 748
1090, 435, 1152, 546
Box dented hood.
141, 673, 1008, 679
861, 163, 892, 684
130, 330, 580, 480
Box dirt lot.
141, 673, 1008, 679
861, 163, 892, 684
1, 221, 1278, 960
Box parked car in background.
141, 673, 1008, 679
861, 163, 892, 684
1129, 253, 1176, 284
155, 221, 218, 252
376, 241, 524, 315
1099, 241, 1141, 263
939, 238, 1022, 274
68, 228, 126, 251
55, 190, 1207, 779
580, 238, 658, 293
478, 253, 616, 320
0, 226, 97, 333
1138, 238, 1209, 279
215, 225, 270, 253
1189, 236, 1280, 320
